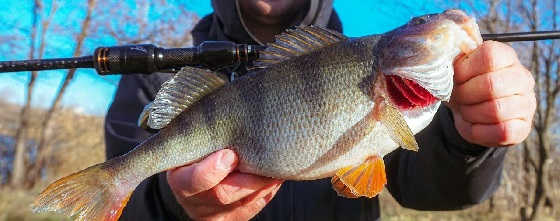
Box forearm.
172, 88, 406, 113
384, 105, 507, 210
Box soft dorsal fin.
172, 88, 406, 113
141, 66, 226, 129
254, 26, 347, 68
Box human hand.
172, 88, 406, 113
449, 41, 536, 147
167, 149, 283, 221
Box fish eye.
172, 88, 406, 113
411, 15, 431, 25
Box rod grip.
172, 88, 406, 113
93, 44, 191, 75
157, 47, 198, 71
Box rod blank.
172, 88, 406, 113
0, 56, 93, 73
482, 31, 560, 42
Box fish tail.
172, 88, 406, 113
32, 162, 134, 221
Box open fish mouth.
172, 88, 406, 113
375, 9, 483, 105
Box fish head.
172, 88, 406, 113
374, 9, 482, 110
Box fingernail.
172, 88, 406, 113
216, 150, 235, 171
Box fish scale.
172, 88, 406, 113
220, 40, 377, 178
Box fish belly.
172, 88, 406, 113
205, 50, 397, 180
234, 123, 399, 180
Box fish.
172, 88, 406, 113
32, 9, 482, 221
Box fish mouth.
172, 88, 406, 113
376, 9, 483, 105
462, 19, 483, 45
443, 9, 483, 54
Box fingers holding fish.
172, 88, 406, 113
167, 148, 283, 220
452, 64, 534, 105
450, 92, 536, 147
456, 94, 536, 124
453, 114, 533, 147
453, 41, 519, 85
450, 91, 535, 147
224, 182, 282, 221
167, 149, 238, 198
182, 179, 282, 220
189, 172, 282, 206
450, 41, 535, 147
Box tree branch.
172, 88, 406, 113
10, 0, 43, 187
26, 0, 96, 187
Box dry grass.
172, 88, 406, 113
0, 187, 69, 221
379, 190, 524, 221
378, 148, 560, 221
0, 100, 104, 221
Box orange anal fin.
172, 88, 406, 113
331, 156, 386, 198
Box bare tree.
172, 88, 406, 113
97, 0, 197, 47
453, 0, 559, 219
25, 0, 96, 187
10, 0, 57, 187
519, 0, 558, 219
18, 0, 198, 188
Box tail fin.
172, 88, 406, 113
32, 163, 134, 221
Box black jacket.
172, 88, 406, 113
105, 1, 507, 220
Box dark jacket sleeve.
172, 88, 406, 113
384, 105, 507, 210
105, 73, 190, 220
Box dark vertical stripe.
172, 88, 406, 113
234, 74, 269, 153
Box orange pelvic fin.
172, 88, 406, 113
32, 163, 134, 221
331, 156, 387, 198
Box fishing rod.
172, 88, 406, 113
0, 31, 558, 75
0, 41, 263, 75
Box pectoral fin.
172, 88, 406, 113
377, 101, 419, 151
143, 66, 226, 129
331, 156, 386, 198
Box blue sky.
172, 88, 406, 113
0, 0, 453, 115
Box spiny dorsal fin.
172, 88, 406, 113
254, 26, 347, 68
143, 66, 226, 129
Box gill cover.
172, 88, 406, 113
375, 10, 482, 103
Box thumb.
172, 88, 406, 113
167, 149, 238, 197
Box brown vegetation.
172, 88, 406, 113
4, 0, 198, 190
26, 0, 97, 189
453, 0, 560, 220
0, 100, 104, 220
10, 0, 56, 188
